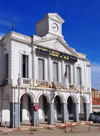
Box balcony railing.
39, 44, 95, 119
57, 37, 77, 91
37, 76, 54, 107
51, 82, 62, 89
19, 78, 33, 86
69, 84, 75, 90
36, 79, 49, 88
76, 85, 84, 91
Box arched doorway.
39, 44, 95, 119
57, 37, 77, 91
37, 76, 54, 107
67, 96, 74, 120
20, 94, 32, 123
39, 95, 48, 122
54, 96, 61, 121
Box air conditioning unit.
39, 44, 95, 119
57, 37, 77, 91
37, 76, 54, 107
3, 78, 8, 85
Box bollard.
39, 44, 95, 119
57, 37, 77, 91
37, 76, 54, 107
30, 123, 34, 135
70, 121, 73, 132
4, 121, 8, 135
88, 120, 91, 130
64, 120, 67, 133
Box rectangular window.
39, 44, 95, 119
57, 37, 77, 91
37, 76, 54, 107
5, 53, 8, 78
21, 55, 28, 78
65, 65, 71, 84
53, 62, 58, 82
77, 67, 81, 85
38, 59, 44, 80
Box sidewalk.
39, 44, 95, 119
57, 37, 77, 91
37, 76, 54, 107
0, 120, 93, 132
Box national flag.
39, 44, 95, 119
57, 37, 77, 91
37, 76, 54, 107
61, 71, 69, 89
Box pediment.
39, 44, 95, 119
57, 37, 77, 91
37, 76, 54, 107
36, 37, 77, 57
45, 13, 65, 24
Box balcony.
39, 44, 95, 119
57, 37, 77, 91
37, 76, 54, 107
69, 84, 75, 90
51, 82, 62, 89
36, 79, 49, 88
19, 78, 33, 86
76, 85, 84, 91
51, 82, 75, 90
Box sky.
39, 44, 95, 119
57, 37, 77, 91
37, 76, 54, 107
0, 0, 100, 91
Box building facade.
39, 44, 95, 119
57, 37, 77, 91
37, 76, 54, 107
92, 98, 100, 112
92, 88, 100, 98
0, 13, 92, 128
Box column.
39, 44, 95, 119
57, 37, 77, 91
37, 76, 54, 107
31, 103, 38, 126
73, 63, 77, 88
44, 59, 47, 81
61, 59, 64, 80
61, 103, 68, 123
73, 103, 79, 122
48, 56, 52, 85
70, 65, 73, 84
32, 46, 36, 86
58, 62, 61, 82
47, 103, 55, 124
10, 102, 20, 128
84, 103, 90, 121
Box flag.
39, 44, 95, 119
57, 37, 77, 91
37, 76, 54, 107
61, 71, 69, 89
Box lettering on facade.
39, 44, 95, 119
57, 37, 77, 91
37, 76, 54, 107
36, 46, 77, 62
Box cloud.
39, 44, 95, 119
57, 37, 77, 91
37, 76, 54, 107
91, 62, 100, 91
0, 32, 5, 37
0, 20, 11, 27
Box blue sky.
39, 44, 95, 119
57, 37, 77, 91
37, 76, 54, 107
0, 0, 100, 91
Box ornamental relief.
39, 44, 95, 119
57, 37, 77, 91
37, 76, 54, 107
38, 40, 71, 55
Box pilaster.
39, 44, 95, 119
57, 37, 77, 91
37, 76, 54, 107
47, 103, 55, 124
32, 46, 36, 86
48, 56, 51, 85
10, 102, 20, 128
84, 103, 90, 121
61, 103, 68, 123
31, 103, 38, 126
73, 63, 77, 87
73, 103, 79, 122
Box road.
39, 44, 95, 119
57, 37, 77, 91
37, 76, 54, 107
0, 123, 100, 136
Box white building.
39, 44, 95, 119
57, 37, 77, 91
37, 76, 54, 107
0, 13, 92, 128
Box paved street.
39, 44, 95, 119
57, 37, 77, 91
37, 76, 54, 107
0, 123, 100, 136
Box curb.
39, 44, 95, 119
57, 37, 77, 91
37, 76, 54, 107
0, 121, 93, 133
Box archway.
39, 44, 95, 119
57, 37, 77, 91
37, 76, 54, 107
67, 96, 74, 120
39, 95, 48, 122
54, 96, 61, 121
20, 94, 32, 123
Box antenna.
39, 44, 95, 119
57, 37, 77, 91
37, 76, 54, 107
12, 22, 13, 31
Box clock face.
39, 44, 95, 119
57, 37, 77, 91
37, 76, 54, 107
52, 23, 58, 32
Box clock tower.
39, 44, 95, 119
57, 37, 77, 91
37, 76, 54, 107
35, 13, 65, 38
